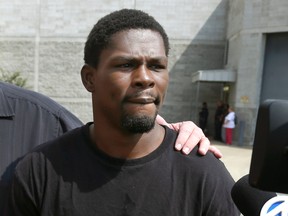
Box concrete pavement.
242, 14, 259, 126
212, 140, 253, 182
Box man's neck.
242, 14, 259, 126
89, 123, 165, 159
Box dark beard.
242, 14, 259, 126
121, 113, 157, 134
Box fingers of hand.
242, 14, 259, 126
156, 115, 168, 126
197, 136, 211, 155
174, 121, 204, 155
208, 145, 223, 158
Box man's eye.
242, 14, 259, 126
120, 63, 131, 68
149, 64, 165, 71
117, 63, 134, 68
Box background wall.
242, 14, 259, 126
0, 0, 228, 135
3, 0, 288, 145
226, 0, 288, 145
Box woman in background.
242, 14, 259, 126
223, 106, 236, 145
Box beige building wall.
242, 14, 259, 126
2, 0, 288, 145
0, 0, 228, 132
226, 0, 288, 144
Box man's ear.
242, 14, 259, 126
81, 64, 95, 92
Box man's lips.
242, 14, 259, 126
127, 97, 156, 104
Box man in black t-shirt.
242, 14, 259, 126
0, 81, 219, 215
8, 9, 239, 216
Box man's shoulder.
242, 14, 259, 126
1, 82, 55, 107
168, 142, 230, 180
18, 124, 88, 163
37, 124, 89, 150
176, 148, 223, 169
164, 126, 219, 164
0, 82, 83, 130
0, 82, 82, 122
13, 124, 89, 182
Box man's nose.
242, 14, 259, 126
131, 65, 155, 88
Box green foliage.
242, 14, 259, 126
0, 69, 27, 87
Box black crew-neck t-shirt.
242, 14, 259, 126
9, 124, 239, 216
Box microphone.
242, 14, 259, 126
231, 174, 277, 216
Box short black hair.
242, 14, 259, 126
84, 9, 170, 68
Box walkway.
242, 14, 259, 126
212, 140, 253, 182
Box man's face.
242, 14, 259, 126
90, 29, 169, 133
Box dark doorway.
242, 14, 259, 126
260, 32, 288, 103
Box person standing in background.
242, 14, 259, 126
199, 102, 209, 134
214, 100, 224, 141
223, 106, 236, 145
221, 103, 230, 142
